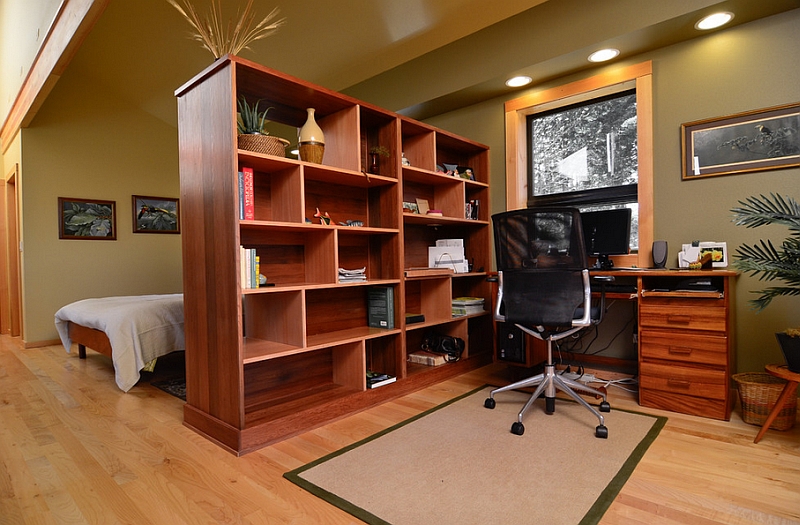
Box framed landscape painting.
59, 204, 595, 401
58, 198, 116, 240
682, 102, 800, 179
132, 195, 180, 233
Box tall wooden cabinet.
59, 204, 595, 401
175, 55, 492, 455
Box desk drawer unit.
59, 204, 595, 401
638, 286, 733, 420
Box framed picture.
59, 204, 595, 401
132, 195, 180, 233
681, 102, 800, 180
58, 198, 116, 240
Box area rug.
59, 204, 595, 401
285, 385, 666, 525
150, 377, 186, 400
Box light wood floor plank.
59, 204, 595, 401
1, 336, 798, 524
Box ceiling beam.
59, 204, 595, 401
1, 0, 109, 153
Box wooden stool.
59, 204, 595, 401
753, 364, 799, 443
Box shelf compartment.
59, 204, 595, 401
338, 230, 401, 281
401, 119, 436, 171
237, 160, 303, 223
404, 318, 468, 376
305, 178, 399, 230
366, 334, 402, 379
243, 345, 365, 425
403, 178, 464, 219
240, 224, 336, 285
243, 291, 305, 362
435, 131, 490, 185
402, 222, 489, 273
306, 286, 398, 342
360, 106, 400, 180
404, 277, 452, 325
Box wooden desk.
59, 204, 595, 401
496, 268, 737, 420
594, 268, 737, 420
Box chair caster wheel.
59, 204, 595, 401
595, 425, 608, 439
484, 398, 496, 409
511, 422, 525, 435
599, 401, 611, 412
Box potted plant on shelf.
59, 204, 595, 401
368, 146, 390, 174
236, 95, 289, 156
731, 193, 800, 372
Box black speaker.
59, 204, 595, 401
652, 240, 668, 268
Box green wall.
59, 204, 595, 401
21, 60, 183, 344
426, 9, 800, 374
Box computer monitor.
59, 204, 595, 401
580, 208, 632, 269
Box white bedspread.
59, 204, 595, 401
54, 294, 185, 392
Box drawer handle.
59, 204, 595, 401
667, 379, 691, 389
666, 315, 692, 324
668, 346, 693, 356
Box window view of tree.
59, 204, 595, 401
527, 89, 639, 251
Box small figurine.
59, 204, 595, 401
314, 207, 331, 225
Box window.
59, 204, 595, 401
527, 89, 639, 251
504, 62, 653, 267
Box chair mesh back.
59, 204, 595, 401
493, 208, 589, 327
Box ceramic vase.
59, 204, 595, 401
299, 108, 325, 164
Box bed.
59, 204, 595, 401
54, 294, 185, 392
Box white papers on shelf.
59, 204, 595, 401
338, 267, 367, 283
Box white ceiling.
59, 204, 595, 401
61, 0, 799, 125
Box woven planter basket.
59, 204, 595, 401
733, 372, 797, 431
238, 134, 289, 157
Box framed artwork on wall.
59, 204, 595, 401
132, 195, 180, 233
58, 197, 116, 240
682, 102, 800, 180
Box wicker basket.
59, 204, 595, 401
237, 134, 289, 157
733, 372, 797, 431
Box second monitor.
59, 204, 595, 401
580, 208, 632, 270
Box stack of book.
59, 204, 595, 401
367, 371, 396, 388
240, 247, 260, 289
452, 296, 485, 316
407, 350, 447, 367
338, 267, 366, 283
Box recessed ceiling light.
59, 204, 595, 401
505, 76, 532, 88
695, 12, 734, 30
588, 48, 619, 63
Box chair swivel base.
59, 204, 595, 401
484, 363, 611, 438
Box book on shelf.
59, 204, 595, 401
238, 171, 244, 220
452, 296, 485, 305
367, 286, 394, 329
408, 350, 447, 367
366, 371, 396, 389
405, 312, 425, 324
242, 166, 254, 220
404, 267, 454, 278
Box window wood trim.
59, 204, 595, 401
505, 61, 653, 268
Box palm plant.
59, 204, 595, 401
166, 0, 286, 59
731, 193, 800, 312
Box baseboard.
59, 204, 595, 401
24, 338, 61, 349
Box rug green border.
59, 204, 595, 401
284, 385, 667, 525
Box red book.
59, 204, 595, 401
242, 167, 254, 220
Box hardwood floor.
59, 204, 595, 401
1, 335, 798, 524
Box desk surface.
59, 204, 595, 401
590, 268, 737, 277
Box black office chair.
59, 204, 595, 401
484, 207, 612, 438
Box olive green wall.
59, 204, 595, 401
425, 9, 800, 374
21, 59, 183, 344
